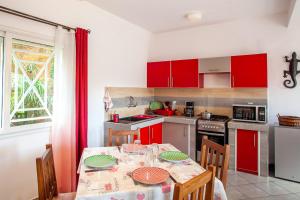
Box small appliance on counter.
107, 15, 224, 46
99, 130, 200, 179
184, 101, 194, 117
232, 103, 266, 123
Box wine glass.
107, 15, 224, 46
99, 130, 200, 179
151, 143, 159, 164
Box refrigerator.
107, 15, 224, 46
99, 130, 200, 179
275, 126, 300, 182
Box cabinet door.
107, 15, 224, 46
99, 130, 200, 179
150, 123, 162, 144
237, 129, 258, 174
140, 127, 150, 145
171, 59, 199, 88
231, 54, 267, 88
147, 61, 171, 88
162, 123, 189, 154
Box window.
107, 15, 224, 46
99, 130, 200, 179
0, 33, 55, 129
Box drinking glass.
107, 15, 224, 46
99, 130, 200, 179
151, 143, 159, 164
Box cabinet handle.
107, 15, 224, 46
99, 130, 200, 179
232, 75, 235, 87
171, 76, 173, 87
254, 134, 256, 148
151, 128, 153, 139
168, 77, 170, 87
184, 127, 186, 137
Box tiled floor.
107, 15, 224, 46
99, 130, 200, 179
226, 170, 300, 200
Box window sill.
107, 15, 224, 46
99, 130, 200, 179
0, 122, 52, 140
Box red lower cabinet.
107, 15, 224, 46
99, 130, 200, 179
139, 123, 163, 145
150, 123, 162, 144
237, 129, 258, 175
140, 127, 150, 145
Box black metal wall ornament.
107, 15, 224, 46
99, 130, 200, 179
283, 52, 300, 89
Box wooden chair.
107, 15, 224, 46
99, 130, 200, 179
173, 165, 216, 200
36, 144, 76, 200
200, 136, 230, 189
107, 128, 140, 146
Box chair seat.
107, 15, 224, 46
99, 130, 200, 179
53, 192, 76, 200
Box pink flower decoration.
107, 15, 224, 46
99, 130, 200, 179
105, 183, 112, 191
109, 167, 118, 172
136, 193, 145, 200
161, 182, 171, 193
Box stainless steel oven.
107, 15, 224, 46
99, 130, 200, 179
233, 104, 267, 123
195, 115, 229, 161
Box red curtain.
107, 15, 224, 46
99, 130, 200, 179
75, 28, 88, 168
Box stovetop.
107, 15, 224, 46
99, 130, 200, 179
197, 115, 230, 122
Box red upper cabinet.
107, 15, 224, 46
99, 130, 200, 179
150, 123, 162, 144
147, 61, 171, 88
237, 129, 258, 175
171, 59, 199, 88
231, 53, 267, 88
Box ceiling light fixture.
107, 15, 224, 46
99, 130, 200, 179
185, 11, 202, 22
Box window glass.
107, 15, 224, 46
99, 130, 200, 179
10, 39, 54, 126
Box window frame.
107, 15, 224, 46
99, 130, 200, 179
0, 30, 54, 134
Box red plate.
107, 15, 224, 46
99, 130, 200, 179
132, 167, 170, 185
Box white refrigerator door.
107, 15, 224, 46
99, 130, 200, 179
275, 126, 300, 182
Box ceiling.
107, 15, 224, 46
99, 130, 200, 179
86, 0, 291, 33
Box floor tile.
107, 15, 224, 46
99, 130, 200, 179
254, 181, 290, 195
226, 171, 300, 200
250, 194, 299, 200
228, 173, 249, 186
236, 184, 269, 199
226, 186, 247, 200
273, 179, 300, 193
237, 172, 268, 184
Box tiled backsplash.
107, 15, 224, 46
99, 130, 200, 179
104, 87, 154, 120
154, 88, 267, 117
105, 87, 267, 120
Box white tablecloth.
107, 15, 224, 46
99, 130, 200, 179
76, 144, 227, 200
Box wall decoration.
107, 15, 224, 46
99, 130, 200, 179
283, 52, 300, 88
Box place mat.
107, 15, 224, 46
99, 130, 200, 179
159, 151, 189, 163
132, 167, 169, 185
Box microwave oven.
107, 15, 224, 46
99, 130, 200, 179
232, 104, 267, 123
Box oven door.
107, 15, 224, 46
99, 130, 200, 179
196, 131, 225, 161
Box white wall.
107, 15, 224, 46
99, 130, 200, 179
0, 0, 150, 199
149, 13, 300, 164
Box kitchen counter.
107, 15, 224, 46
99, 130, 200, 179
228, 121, 269, 132
104, 115, 197, 130
164, 116, 198, 125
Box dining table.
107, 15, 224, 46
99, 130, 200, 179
76, 143, 227, 200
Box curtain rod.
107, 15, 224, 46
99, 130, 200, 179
0, 5, 91, 33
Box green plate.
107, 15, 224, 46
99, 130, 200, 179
159, 151, 189, 163
84, 155, 116, 168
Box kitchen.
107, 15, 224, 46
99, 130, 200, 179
104, 53, 269, 175
1, 0, 300, 200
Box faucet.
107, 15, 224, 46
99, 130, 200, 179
128, 96, 137, 107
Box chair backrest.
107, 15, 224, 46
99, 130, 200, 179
107, 128, 140, 146
200, 136, 230, 189
36, 144, 58, 200
173, 165, 216, 200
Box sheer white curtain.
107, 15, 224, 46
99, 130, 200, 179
51, 27, 76, 192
